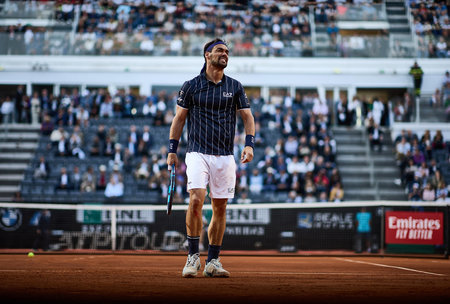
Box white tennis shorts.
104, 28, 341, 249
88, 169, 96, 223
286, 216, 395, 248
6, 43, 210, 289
185, 152, 236, 199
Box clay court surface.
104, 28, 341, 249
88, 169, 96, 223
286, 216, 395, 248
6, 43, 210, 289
0, 253, 449, 304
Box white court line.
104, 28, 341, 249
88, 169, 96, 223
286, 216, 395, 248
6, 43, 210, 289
335, 258, 446, 277
234, 271, 419, 276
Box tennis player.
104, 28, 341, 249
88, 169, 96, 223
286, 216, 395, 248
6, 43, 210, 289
167, 38, 255, 278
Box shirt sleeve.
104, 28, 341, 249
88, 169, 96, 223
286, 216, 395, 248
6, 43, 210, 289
176, 81, 192, 109
235, 81, 250, 110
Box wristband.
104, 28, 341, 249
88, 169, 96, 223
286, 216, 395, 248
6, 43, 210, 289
245, 135, 255, 149
168, 139, 179, 153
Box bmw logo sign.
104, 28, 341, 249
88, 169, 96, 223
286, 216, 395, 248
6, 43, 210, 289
0, 208, 23, 231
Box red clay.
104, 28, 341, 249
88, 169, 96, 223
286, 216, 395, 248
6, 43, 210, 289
0, 254, 449, 304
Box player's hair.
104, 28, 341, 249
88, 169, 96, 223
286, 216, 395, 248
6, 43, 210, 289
203, 38, 228, 60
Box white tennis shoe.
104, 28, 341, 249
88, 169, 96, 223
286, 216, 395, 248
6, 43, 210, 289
203, 258, 230, 278
182, 253, 201, 278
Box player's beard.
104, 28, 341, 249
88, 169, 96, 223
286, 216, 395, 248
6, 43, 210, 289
211, 56, 227, 69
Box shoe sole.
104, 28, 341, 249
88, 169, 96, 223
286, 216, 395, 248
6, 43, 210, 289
203, 271, 230, 278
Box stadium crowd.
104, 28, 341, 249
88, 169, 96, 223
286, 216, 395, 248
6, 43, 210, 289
0, 0, 427, 58
0, 82, 356, 204
411, 0, 449, 59
393, 128, 449, 202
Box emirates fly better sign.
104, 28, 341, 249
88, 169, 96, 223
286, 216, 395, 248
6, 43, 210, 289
385, 211, 444, 245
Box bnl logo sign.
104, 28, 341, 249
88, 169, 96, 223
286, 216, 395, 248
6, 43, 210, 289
226, 209, 270, 224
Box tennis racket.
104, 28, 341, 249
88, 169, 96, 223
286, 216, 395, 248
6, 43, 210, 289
167, 164, 175, 215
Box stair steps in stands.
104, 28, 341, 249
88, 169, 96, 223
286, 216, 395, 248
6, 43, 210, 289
0, 124, 40, 201
333, 126, 406, 201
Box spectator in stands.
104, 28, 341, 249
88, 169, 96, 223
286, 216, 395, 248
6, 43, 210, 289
435, 36, 447, 58
303, 176, 317, 203
299, 154, 315, 176
110, 164, 123, 184
89, 136, 102, 156
403, 158, 419, 187
136, 138, 149, 157
104, 175, 124, 199
99, 96, 113, 118
126, 135, 137, 156
336, 97, 351, 126
141, 125, 152, 150
329, 168, 341, 186
127, 124, 139, 145
408, 183, 422, 202
420, 130, 433, 160
40, 114, 54, 136
33, 156, 50, 180
56, 167, 71, 191
430, 89, 443, 108
395, 136, 411, 163
322, 145, 336, 166
367, 122, 384, 152
153, 109, 165, 126
287, 155, 302, 175
432, 130, 446, 150
287, 189, 303, 203
263, 167, 278, 194
71, 166, 82, 191
435, 182, 448, 202
30, 92, 41, 125
371, 97, 384, 126
81, 165, 96, 193
249, 168, 264, 195
76, 106, 90, 127
55, 133, 69, 157
417, 161, 430, 182
276, 167, 291, 193
103, 136, 115, 157
69, 132, 85, 160
326, 22, 339, 47
422, 182, 436, 201
314, 168, 330, 194
412, 148, 426, 166
109, 143, 124, 170
15, 85, 24, 123
142, 98, 157, 117
97, 165, 108, 191
329, 181, 344, 202
430, 169, 445, 190
1, 96, 14, 124
134, 155, 151, 180
284, 135, 298, 157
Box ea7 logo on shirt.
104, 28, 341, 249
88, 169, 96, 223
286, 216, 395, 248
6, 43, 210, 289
223, 92, 233, 98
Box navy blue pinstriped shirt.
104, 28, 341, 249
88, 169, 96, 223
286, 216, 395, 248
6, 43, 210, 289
177, 72, 250, 155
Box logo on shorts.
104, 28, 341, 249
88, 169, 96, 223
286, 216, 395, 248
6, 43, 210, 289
0, 208, 22, 231
228, 188, 235, 194
223, 92, 233, 98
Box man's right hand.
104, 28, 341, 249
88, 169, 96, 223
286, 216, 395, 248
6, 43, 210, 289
167, 153, 178, 169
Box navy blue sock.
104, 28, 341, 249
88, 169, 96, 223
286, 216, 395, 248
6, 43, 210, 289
207, 244, 221, 263
187, 236, 199, 255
